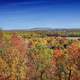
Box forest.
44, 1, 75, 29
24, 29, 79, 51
0, 30, 80, 80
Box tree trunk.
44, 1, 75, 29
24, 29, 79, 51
68, 69, 71, 80
40, 70, 45, 80
58, 73, 62, 80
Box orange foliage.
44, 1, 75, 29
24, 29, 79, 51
68, 42, 80, 58
51, 58, 56, 65
54, 48, 63, 58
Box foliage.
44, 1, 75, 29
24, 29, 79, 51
0, 31, 80, 80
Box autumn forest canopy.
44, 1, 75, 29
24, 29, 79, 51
0, 29, 80, 80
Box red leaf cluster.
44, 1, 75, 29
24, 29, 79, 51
54, 48, 63, 58
11, 33, 27, 56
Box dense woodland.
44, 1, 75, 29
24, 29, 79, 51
0, 30, 80, 80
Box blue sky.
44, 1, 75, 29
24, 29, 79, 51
0, 0, 80, 30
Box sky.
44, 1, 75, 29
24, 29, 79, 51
0, 0, 80, 30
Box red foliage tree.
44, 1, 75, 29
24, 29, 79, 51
11, 33, 27, 56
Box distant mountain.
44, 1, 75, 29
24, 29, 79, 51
29, 27, 53, 31
2, 27, 80, 32
3, 27, 53, 32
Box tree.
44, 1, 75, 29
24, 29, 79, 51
27, 44, 53, 80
